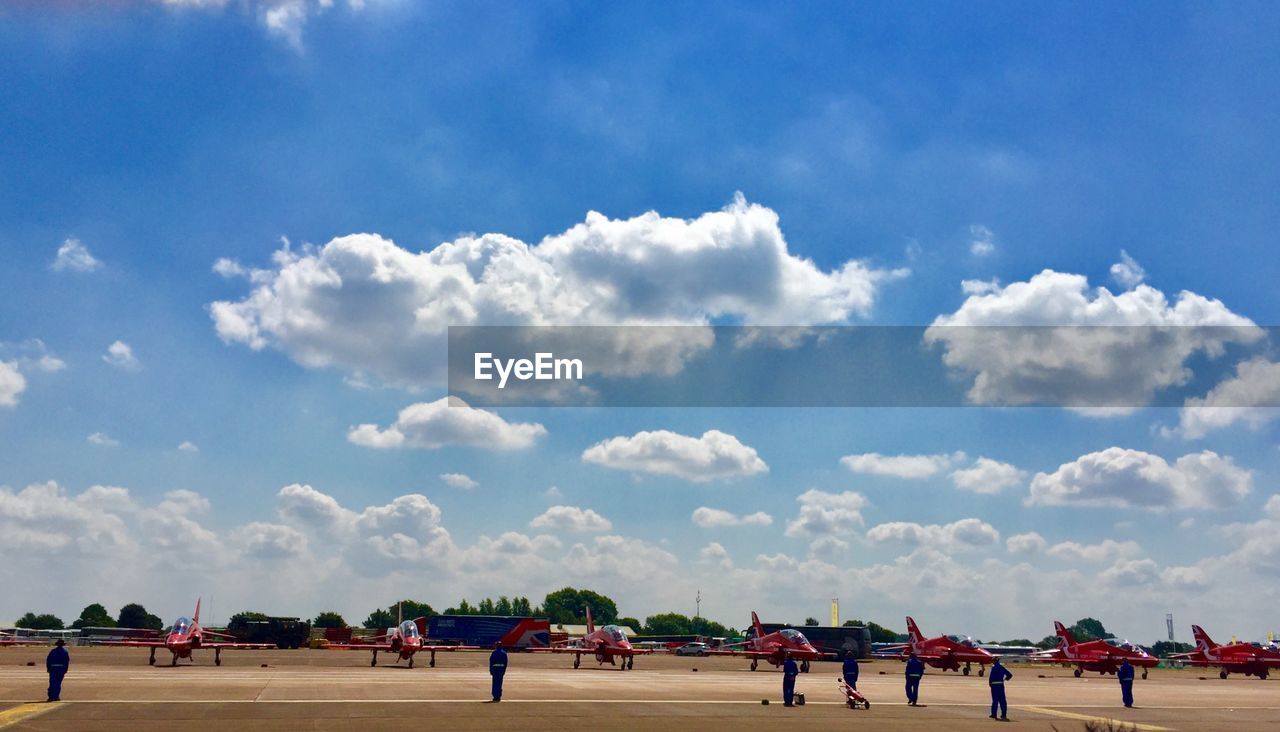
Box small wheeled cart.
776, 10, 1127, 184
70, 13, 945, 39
838, 678, 870, 710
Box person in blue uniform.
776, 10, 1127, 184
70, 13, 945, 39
905, 651, 924, 706
46, 639, 70, 702
842, 651, 859, 689
988, 657, 1012, 720
489, 642, 508, 702
1118, 659, 1135, 708
781, 652, 798, 706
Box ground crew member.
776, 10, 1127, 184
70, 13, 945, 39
905, 651, 924, 706
842, 651, 859, 689
1118, 659, 1135, 708
988, 657, 1012, 720
489, 642, 508, 702
46, 639, 70, 702
782, 652, 798, 706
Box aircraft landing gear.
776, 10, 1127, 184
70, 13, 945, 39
1220, 670, 1228, 679
750, 659, 758, 671
963, 665, 971, 676
371, 650, 379, 667
429, 651, 437, 668
800, 660, 810, 673
979, 666, 985, 678
573, 654, 581, 669
149, 648, 156, 666
1260, 669, 1268, 680
408, 656, 415, 669
171, 654, 178, 667
627, 656, 634, 670
215, 649, 222, 667
1142, 669, 1148, 680
1074, 668, 1083, 678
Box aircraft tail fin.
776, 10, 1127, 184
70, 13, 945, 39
1054, 620, 1076, 647
585, 606, 595, 635
194, 598, 201, 625
751, 611, 765, 640
1192, 625, 1216, 651
906, 616, 924, 644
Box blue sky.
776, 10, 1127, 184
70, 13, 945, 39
2, 1, 1279, 642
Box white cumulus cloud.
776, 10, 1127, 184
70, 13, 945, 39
784, 489, 868, 538
347, 397, 546, 450
1110, 250, 1147, 289
0, 362, 25, 408
439, 473, 478, 490
1170, 358, 1280, 439
865, 518, 1000, 550
949, 457, 1025, 494
51, 237, 102, 272
691, 507, 773, 528
969, 224, 995, 256
529, 505, 613, 533
210, 196, 906, 388
1046, 539, 1142, 562
87, 432, 120, 447
582, 429, 766, 482
839, 451, 964, 479
1005, 532, 1047, 555
102, 341, 141, 371
1028, 447, 1252, 510
926, 268, 1259, 409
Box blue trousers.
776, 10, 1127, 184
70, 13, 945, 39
782, 677, 795, 705
491, 671, 504, 701
1120, 680, 1133, 707
48, 671, 65, 701
990, 685, 1007, 717
905, 676, 920, 703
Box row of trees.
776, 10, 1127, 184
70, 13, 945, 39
14, 603, 164, 631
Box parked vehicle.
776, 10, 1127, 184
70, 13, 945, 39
675, 641, 709, 656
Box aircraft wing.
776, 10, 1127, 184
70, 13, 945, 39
99, 640, 169, 648
419, 645, 480, 652
705, 649, 776, 659
328, 642, 395, 651
198, 642, 277, 650
1029, 649, 1066, 661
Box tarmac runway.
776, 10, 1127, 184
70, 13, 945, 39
1, 647, 1277, 730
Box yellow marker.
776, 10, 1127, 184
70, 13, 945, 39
0, 702, 59, 729
1020, 705, 1172, 731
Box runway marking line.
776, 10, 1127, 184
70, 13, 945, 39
0, 703, 58, 729
1021, 704, 1173, 731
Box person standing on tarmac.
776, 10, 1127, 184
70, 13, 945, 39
46, 639, 70, 702
489, 642, 508, 702
905, 651, 924, 706
1118, 659, 1135, 708
988, 657, 1012, 721
781, 651, 799, 707
842, 650, 859, 689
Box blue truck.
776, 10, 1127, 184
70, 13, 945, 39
427, 615, 550, 649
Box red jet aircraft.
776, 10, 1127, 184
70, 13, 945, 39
1171, 625, 1280, 680
327, 606, 477, 668
529, 606, 654, 670
1032, 620, 1157, 679
0, 632, 46, 646
104, 599, 274, 666
875, 616, 995, 676
709, 611, 824, 672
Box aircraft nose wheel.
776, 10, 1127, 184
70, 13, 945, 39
409, 657, 414, 669
1074, 668, 1083, 677
750, 659, 758, 671
979, 667, 985, 677
963, 666, 970, 676
1220, 670, 1228, 679
573, 654, 581, 669
1141, 669, 1148, 680
801, 660, 810, 673
627, 656, 634, 670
